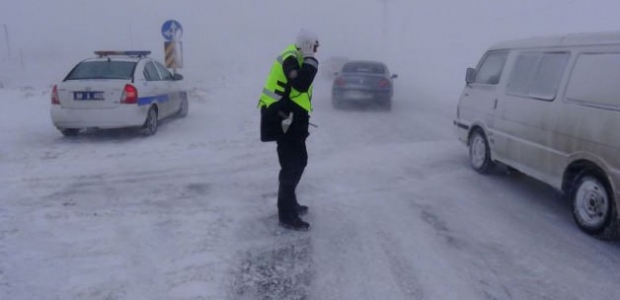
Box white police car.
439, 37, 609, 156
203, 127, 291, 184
50, 51, 188, 136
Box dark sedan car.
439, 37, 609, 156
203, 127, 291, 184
331, 60, 397, 110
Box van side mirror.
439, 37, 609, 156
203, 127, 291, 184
173, 73, 184, 81
465, 68, 476, 84
391, 74, 398, 79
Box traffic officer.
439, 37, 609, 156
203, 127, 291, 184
258, 29, 320, 230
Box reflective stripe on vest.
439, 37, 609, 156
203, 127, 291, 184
262, 88, 282, 102
258, 44, 313, 112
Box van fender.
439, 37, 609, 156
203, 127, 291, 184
464, 120, 485, 141
465, 121, 496, 159
563, 153, 618, 209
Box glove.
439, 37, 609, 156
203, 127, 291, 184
281, 112, 294, 133
299, 40, 316, 58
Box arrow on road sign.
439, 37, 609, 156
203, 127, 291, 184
161, 20, 183, 41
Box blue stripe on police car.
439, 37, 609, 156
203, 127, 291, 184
138, 94, 171, 106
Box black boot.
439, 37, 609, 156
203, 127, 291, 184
297, 204, 309, 216
279, 215, 310, 231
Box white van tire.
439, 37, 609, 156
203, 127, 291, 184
469, 130, 495, 174
571, 172, 619, 239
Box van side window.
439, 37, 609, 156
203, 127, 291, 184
565, 53, 620, 108
474, 51, 508, 85
506, 53, 539, 95
506, 52, 569, 100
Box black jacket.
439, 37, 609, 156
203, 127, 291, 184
261, 55, 318, 143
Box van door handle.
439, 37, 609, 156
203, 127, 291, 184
493, 98, 498, 109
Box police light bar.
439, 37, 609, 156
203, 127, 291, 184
94, 51, 151, 58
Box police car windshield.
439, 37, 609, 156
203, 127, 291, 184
342, 62, 385, 74
65, 61, 136, 80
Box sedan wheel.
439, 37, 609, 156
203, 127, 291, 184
177, 98, 189, 118
469, 130, 494, 174
61, 129, 80, 137
331, 98, 341, 109
382, 100, 392, 111
572, 175, 612, 234
142, 107, 158, 136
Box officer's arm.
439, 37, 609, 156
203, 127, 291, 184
282, 56, 318, 93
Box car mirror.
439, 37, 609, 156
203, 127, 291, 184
465, 68, 476, 84
390, 74, 398, 79
173, 73, 184, 81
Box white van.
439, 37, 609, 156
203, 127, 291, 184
454, 31, 620, 239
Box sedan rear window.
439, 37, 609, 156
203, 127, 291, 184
342, 62, 385, 74
64, 61, 136, 80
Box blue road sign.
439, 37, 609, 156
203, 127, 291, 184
161, 20, 183, 41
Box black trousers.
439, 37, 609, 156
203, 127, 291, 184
277, 140, 308, 219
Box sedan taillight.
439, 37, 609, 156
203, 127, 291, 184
51, 85, 60, 105
334, 77, 345, 87
378, 79, 390, 88
121, 84, 138, 104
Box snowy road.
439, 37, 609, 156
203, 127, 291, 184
1, 75, 620, 300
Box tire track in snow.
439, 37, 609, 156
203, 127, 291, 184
375, 227, 426, 299
229, 214, 314, 300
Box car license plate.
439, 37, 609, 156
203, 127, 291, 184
74, 91, 104, 100
345, 91, 371, 100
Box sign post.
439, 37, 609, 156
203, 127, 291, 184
161, 20, 183, 73
3, 24, 10, 59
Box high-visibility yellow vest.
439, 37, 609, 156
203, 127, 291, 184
258, 44, 313, 112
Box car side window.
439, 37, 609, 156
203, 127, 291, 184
529, 52, 569, 100
474, 51, 508, 85
506, 51, 569, 100
144, 62, 161, 81
565, 52, 620, 108
154, 61, 174, 80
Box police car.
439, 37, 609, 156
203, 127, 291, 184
50, 51, 188, 136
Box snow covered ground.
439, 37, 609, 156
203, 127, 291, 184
3, 0, 620, 299
2, 67, 620, 299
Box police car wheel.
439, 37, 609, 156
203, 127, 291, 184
142, 106, 158, 136
177, 98, 189, 118
61, 129, 80, 137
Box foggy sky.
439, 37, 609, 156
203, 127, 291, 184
2, 0, 620, 99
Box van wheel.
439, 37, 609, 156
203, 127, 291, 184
571, 172, 618, 238
61, 129, 80, 137
469, 130, 494, 174
142, 106, 158, 136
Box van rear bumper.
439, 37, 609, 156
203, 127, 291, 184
453, 119, 469, 144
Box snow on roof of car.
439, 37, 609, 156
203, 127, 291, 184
489, 30, 620, 50
94, 51, 151, 58
82, 51, 152, 62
